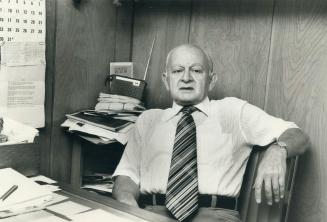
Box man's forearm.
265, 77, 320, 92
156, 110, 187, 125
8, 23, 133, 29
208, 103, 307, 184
112, 176, 140, 207
278, 128, 310, 157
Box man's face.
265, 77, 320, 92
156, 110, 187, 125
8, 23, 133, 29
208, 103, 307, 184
162, 46, 216, 106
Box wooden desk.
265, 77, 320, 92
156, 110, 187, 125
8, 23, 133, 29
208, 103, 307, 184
61, 185, 176, 222
2, 185, 176, 222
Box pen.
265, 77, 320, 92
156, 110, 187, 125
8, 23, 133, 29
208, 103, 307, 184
0, 185, 18, 201
44, 209, 72, 221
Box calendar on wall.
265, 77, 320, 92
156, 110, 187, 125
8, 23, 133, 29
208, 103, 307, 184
0, 0, 46, 128
0, 0, 45, 42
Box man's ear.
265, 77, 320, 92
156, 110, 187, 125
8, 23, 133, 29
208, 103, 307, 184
162, 72, 170, 91
209, 72, 217, 91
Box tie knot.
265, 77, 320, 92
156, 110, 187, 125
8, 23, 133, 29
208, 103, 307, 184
181, 106, 197, 115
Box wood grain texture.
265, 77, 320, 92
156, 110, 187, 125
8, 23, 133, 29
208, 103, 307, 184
115, 1, 134, 62
132, 0, 192, 108
265, 0, 327, 221
40, 0, 56, 176
50, 0, 118, 182
0, 142, 40, 176
70, 138, 83, 189
189, 0, 274, 108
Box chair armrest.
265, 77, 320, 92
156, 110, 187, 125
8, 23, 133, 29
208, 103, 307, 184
239, 149, 299, 222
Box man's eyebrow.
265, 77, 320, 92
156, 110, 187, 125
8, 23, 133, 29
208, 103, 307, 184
190, 63, 204, 67
170, 65, 184, 68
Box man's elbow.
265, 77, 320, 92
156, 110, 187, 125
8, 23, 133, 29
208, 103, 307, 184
291, 128, 311, 156
279, 128, 311, 157
300, 131, 311, 154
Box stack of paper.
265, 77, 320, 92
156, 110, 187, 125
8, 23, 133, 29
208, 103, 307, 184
71, 209, 142, 222
0, 168, 54, 218
82, 173, 114, 194
0, 116, 38, 146
61, 93, 145, 145
95, 93, 145, 114
61, 117, 133, 145
66, 111, 132, 132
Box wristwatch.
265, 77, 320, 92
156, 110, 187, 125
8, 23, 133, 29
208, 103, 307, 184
274, 140, 288, 157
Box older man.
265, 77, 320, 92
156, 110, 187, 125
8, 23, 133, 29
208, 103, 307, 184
112, 44, 309, 222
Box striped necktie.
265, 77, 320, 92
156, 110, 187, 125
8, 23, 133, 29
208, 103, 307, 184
165, 106, 199, 221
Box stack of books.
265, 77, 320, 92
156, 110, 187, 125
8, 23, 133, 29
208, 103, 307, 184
61, 93, 145, 145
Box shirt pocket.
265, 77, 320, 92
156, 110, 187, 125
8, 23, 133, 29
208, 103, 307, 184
197, 122, 234, 166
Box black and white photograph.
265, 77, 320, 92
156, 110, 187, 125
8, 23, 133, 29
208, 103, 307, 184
0, 0, 323, 221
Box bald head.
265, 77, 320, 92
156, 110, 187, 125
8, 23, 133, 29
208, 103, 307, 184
165, 44, 213, 73
162, 44, 217, 105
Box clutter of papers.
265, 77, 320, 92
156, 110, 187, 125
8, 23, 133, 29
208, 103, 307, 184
0, 168, 58, 218
81, 173, 114, 194
0, 168, 147, 222
0, 116, 39, 146
61, 93, 145, 145
71, 208, 143, 222
95, 93, 145, 114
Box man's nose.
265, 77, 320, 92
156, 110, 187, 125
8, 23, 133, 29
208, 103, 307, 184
181, 69, 192, 82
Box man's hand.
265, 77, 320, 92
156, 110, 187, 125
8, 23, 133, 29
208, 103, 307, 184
112, 176, 140, 207
254, 144, 287, 205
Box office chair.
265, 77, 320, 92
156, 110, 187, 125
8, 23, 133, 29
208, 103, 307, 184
238, 148, 299, 222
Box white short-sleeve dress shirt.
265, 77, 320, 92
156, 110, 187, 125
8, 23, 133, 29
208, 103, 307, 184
113, 97, 298, 197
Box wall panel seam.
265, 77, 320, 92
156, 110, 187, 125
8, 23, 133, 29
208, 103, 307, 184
187, 0, 194, 43
264, 0, 277, 111
129, 1, 135, 61
48, 0, 58, 176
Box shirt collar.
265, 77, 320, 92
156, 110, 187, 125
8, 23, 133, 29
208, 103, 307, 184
161, 97, 210, 122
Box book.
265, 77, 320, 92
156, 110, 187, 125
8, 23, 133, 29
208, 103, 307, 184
66, 111, 132, 132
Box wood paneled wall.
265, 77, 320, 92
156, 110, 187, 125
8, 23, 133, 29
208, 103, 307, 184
131, 0, 327, 221
266, 0, 327, 221
50, 0, 133, 183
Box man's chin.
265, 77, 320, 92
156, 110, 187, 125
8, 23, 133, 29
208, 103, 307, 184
174, 97, 203, 106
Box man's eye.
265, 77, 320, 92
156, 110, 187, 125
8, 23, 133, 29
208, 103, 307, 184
192, 69, 202, 73
172, 69, 183, 74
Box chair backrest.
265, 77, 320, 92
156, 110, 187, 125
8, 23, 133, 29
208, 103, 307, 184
238, 148, 299, 222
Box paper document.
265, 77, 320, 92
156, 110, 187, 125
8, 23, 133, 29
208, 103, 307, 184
61, 119, 130, 145
0, 0, 45, 42
46, 201, 90, 217
0, 210, 66, 222
45, 193, 69, 207
82, 183, 113, 193
71, 209, 145, 222
1, 42, 46, 66
42, 185, 61, 192
30, 175, 57, 184
0, 0, 46, 128
0, 168, 53, 218
0, 116, 38, 146
0, 65, 45, 128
